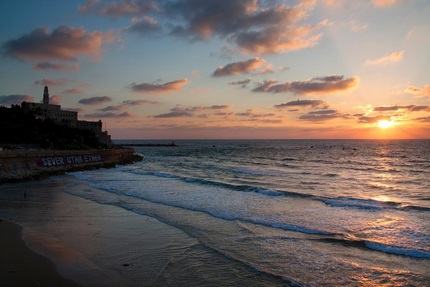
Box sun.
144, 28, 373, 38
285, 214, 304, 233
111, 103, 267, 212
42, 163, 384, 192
377, 119, 395, 129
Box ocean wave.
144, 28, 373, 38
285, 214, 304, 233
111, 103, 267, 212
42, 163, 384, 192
120, 168, 312, 199
81, 179, 334, 237
281, 157, 298, 161
319, 237, 430, 259
403, 205, 430, 212
323, 197, 401, 210
323, 173, 338, 177
324, 197, 430, 212
73, 168, 430, 213
364, 241, 430, 259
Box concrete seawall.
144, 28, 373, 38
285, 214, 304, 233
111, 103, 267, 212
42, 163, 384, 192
0, 148, 143, 183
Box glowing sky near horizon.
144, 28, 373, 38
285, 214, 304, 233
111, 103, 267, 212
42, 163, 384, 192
0, 0, 429, 139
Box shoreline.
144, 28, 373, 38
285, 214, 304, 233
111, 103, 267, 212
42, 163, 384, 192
0, 148, 142, 183
0, 219, 80, 287
0, 176, 290, 287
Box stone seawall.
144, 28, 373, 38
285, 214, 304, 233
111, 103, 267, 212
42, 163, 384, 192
0, 148, 143, 183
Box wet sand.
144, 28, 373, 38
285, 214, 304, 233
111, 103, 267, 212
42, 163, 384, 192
0, 219, 79, 287
0, 178, 205, 286
0, 176, 285, 286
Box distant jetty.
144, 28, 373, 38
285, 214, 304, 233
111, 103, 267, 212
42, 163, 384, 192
122, 142, 178, 147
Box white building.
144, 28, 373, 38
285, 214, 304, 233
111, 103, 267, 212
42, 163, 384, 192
21, 86, 111, 147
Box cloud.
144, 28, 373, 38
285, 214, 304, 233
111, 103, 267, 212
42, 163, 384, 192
99, 105, 123, 112
171, 105, 230, 113
229, 79, 252, 88
130, 78, 189, 93
322, 0, 345, 6
34, 78, 66, 86
153, 111, 193, 118
63, 88, 83, 94
0, 94, 34, 106
79, 0, 158, 17
153, 104, 231, 118
32, 62, 80, 71
236, 110, 275, 118
373, 105, 429, 112
372, 0, 402, 8
168, 0, 322, 54
84, 0, 322, 55
84, 111, 132, 118
253, 75, 359, 95
2, 25, 116, 63
233, 109, 281, 124
79, 96, 112, 105
414, 116, 430, 123
274, 99, 329, 109
349, 21, 368, 32
127, 16, 162, 35
122, 99, 160, 105
299, 109, 347, 121
358, 115, 391, 123
50, 95, 62, 104
405, 84, 430, 97
212, 58, 267, 77
364, 50, 404, 66
99, 99, 160, 112
205, 105, 231, 110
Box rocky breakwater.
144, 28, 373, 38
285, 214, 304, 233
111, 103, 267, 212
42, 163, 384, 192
0, 148, 143, 183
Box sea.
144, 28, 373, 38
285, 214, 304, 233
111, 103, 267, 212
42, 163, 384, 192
65, 139, 429, 286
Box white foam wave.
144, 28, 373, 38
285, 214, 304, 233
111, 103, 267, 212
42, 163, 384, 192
365, 241, 430, 259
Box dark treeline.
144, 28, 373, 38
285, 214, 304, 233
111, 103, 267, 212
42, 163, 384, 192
0, 105, 104, 150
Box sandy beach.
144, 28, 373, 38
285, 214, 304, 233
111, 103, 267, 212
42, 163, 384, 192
0, 175, 284, 286
0, 178, 200, 286
0, 219, 79, 287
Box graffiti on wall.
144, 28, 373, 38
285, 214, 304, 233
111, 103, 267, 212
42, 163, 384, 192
36, 154, 103, 167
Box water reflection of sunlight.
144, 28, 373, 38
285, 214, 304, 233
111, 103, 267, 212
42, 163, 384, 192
372, 195, 391, 202
370, 143, 399, 191
361, 215, 407, 247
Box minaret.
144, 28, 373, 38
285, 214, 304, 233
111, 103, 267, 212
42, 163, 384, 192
43, 86, 49, 105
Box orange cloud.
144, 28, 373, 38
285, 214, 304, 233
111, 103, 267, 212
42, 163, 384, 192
372, 0, 402, 8
212, 58, 267, 77
299, 110, 349, 122
50, 95, 62, 104
130, 79, 189, 93
405, 84, 430, 97
274, 100, 329, 109
364, 50, 404, 66
3, 25, 116, 62
373, 105, 429, 112
63, 88, 83, 94
253, 75, 359, 95
89, 0, 322, 55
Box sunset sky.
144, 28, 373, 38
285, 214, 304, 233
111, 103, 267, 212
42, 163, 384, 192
1, 0, 429, 139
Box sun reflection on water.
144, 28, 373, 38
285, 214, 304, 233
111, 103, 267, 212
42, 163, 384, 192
371, 195, 391, 202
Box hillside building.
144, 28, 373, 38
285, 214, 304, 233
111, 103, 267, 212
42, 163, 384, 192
21, 86, 111, 147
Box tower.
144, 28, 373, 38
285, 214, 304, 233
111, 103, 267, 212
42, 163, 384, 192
43, 86, 49, 105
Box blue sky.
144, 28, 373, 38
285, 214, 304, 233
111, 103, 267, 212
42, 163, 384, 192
1, 0, 429, 139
